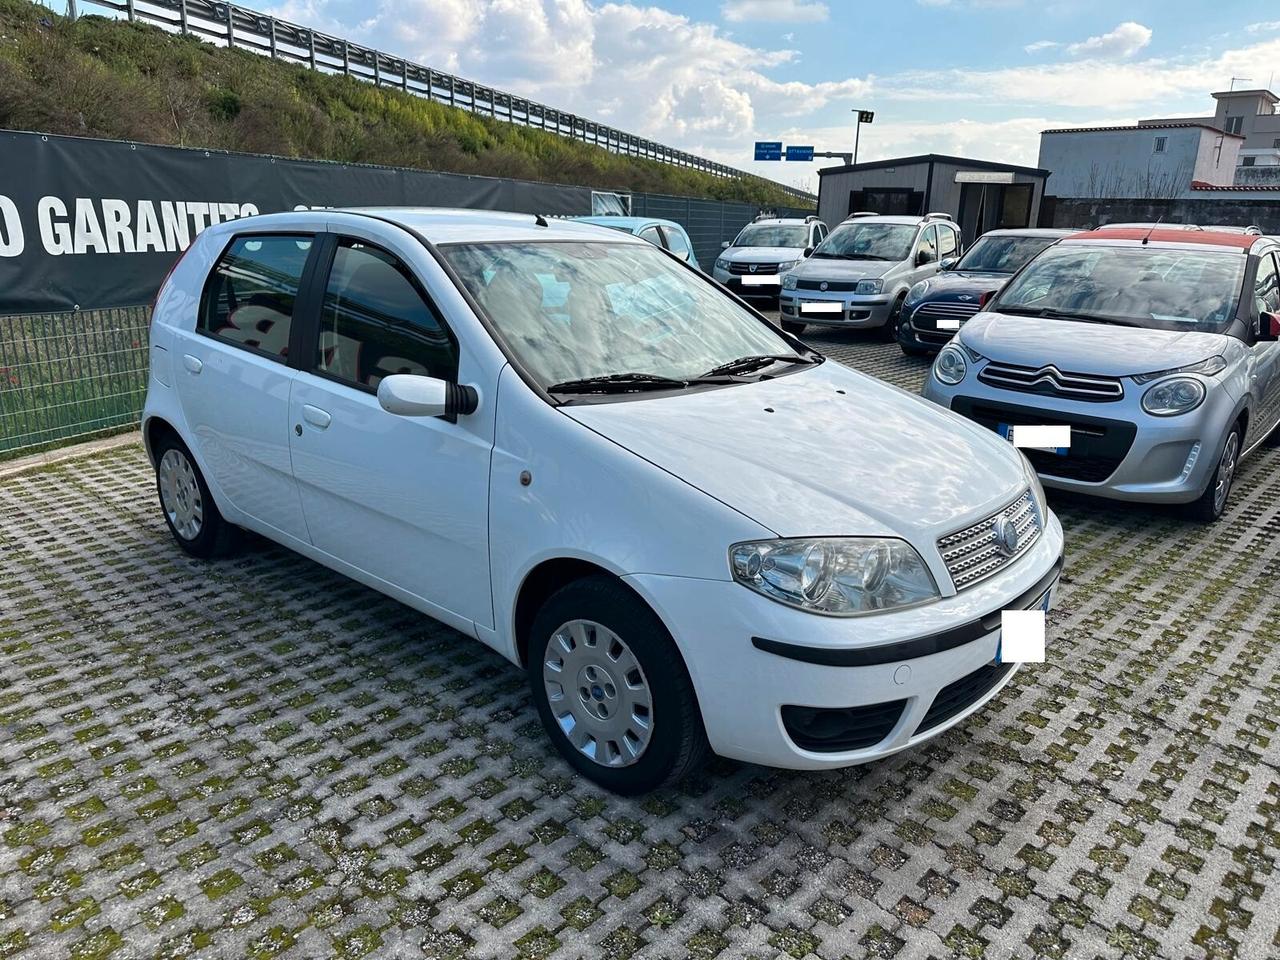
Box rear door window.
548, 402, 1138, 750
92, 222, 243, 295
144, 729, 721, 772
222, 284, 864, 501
313, 239, 458, 390
199, 235, 314, 360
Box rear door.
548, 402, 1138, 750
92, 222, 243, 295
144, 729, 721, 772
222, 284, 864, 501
287, 225, 496, 629
175, 232, 318, 543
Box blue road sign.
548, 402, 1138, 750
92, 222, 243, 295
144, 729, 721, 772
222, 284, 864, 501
785, 145, 814, 161
754, 141, 783, 161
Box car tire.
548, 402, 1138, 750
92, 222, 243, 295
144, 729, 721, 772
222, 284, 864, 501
883, 293, 907, 340
527, 575, 708, 794
154, 433, 239, 558
781, 320, 807, 335
1185, 423, 1241, 523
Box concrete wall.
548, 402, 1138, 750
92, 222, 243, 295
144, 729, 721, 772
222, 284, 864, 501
1038, 127, 1232, 199
1048, 196, 1280, 233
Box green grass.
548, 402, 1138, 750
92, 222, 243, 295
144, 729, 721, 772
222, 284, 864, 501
0, 0, 808, 208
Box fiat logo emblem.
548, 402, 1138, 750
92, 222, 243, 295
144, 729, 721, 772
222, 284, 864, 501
749, 263, 758, 273
819, 281, 828, 291
991, 516, 1019, 557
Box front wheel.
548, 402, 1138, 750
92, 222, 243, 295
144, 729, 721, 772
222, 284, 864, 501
883, 293, 907, 340
154, 434, 238, 558
527, 576, 707, 794
1185, 424, 1241, 522
781, 320, 807, 335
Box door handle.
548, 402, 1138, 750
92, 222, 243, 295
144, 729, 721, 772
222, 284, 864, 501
182, 354, 203, 374
302, 404, 331, 429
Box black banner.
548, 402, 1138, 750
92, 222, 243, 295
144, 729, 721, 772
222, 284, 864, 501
0, 131, 592, 314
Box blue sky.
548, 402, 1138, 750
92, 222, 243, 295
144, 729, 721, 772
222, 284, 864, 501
256, 0, 1280, 191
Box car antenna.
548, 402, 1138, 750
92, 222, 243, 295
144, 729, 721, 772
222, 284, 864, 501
534, 213, 549, 228
1140, 217, 1162, 246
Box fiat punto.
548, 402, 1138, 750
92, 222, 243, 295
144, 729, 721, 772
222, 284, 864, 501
143, 208, 1063, 793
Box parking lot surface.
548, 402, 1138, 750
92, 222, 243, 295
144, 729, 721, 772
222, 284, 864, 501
2, 330, 1279, 960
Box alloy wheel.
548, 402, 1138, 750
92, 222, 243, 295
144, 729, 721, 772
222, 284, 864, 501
1212, 431, 1239, 515
158, 448, 204, 541
542, 619, 653, 767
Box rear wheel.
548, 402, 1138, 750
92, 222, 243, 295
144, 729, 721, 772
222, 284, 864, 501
781, 320, 807, 335
154, 435, 238, 557
527, 575, 707, 794
1185, 424, 1241, 523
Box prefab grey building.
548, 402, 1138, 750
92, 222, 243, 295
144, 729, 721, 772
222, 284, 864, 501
815, 154, 1050, 240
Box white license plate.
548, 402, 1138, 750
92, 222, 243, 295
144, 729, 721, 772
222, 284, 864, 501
994, 585, 1053, 664
999, 423, 1070, 455
740, 274, 779, 286
937, 317, 961, 331
800, 301, 842, 314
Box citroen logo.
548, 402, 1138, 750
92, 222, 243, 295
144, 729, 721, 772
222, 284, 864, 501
819, 281, 828, 291
749, 263, 758, 273
991, 516, 1019, 557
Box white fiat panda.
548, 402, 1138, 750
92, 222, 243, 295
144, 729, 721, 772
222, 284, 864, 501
143, 208, 1063, 794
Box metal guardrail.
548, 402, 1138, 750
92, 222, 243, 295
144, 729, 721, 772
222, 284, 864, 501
72, 0, 816, 204
0, 308, 151, 459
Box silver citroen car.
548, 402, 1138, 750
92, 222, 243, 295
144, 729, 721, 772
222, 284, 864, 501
923, 228, 1280, 521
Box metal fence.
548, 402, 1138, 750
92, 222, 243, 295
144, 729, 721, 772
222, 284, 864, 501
67, 0, 814, 204
0, 308, 151, 460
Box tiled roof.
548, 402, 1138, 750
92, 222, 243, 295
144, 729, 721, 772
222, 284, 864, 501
1041, 122, 1244, 139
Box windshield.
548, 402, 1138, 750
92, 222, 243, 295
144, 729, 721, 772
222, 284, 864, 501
441, 241, 801, 389
956, 235, 1057, 274
993, 244, 1246, 333
732, 224, 808, 248
813, 223, 916, 262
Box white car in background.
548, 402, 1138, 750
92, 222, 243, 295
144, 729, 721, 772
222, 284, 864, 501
712, 215, 827, 298
143, 208, 1062, 793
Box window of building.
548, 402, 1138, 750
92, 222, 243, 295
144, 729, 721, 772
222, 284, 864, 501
1225, 116, 1244, 135
1273, 138, 1280, 149
1153, 136, 1167, 153
1242, 156, 1257, 167
200, 235, 314, 360
314, 239, 458, 390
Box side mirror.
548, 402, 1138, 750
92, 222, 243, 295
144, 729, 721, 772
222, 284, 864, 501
803, 246, 814, 258
721, 240, 731, 250
939, 256, 959, 271
1260, 311, 1280, 342
377, 374, 478, 419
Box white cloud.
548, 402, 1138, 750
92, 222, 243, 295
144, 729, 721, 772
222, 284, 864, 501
1065, 21, 1152, 59
721, 0, 828, 22
1023, 40, 1058, 54
1247, 21, 1280, 33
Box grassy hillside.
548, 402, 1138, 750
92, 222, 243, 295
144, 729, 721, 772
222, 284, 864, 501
0, 0, 808, 207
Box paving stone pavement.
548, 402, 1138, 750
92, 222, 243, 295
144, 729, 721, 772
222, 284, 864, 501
2, 330, 1280, 960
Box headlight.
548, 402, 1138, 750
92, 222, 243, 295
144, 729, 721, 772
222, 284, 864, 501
730, 538, 939, 615
933, 344, 968, 384
715, 257, 730, 271
782, 273, 798, 290
855, 278, 883, 296
1132, 355, 1226, 383
1022, 453, 1047, 520
777, 260, 799, 273
1141, 377, 1206, 416
905, 280, 929, 303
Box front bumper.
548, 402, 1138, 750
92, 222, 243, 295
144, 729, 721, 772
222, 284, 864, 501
922, 373, 1235, 503
624, 510, 1063, 770
779, 290, 893, 328
713, 267, 782, 297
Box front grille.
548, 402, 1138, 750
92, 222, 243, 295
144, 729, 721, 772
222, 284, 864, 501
912, 301, 981, 328
796, 279, 858, 292
937, 490, 1042, 591
979, 361, 1123, 402
781, 700, 906, 752
950, 398, 1138, 486
916, 663, 1014, 735
729, 261, 780, 275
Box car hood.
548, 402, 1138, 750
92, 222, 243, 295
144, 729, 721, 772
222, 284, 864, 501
723, 246, 805, 262
924, 271, 1011, 297
564, 362, 1028, 542
962, 313, 1227, 376
790, 258, 894, 281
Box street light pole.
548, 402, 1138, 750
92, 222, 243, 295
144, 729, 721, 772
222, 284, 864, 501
852, 109, 874, 165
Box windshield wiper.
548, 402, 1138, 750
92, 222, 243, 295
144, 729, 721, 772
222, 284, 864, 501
998, 306, 1139, 326
547, 372, 693, 395
700, 354, 815, 377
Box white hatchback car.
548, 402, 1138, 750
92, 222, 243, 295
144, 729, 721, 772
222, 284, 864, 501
143, 208, 1064, 794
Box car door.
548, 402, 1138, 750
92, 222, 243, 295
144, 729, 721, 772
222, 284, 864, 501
287, 227, 496, 629
907, 224, 939, 288
175, 231, 318, 543
1249, 250, 1280, 439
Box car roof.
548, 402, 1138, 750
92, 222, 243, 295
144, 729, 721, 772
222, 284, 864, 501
1063, 228, 1262, 250
835, 215, 926, 227
745, 218, 811, 226
572, 216, 682, 232
975, 228, 1075, 238
318, 207, 652, 245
